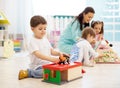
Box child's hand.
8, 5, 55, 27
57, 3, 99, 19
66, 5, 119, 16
58, 53, 70, 64
53, 57, 60, 64
62, 53, 70, 58
59, 54, 66, 62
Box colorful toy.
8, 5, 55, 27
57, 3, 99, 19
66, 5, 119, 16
95, 50, 120, 63
58, 54, 70, 64
13, 40, 21, 52
42, 62, 83, 84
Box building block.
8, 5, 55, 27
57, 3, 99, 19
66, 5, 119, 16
42, 62, 83, 84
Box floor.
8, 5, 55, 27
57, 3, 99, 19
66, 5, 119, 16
0, 42, 120, 88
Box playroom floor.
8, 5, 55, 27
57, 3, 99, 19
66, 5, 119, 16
0, 42, 120, 88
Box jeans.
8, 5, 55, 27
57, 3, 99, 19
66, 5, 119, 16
70, 45, 80, 62
28, 66, 43, 78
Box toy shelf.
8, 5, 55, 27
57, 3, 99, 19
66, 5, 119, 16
0, 11, 14, 58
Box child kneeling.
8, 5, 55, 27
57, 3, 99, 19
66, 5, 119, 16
70, 27, 103, 67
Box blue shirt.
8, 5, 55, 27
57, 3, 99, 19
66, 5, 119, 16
58, 19, 82, 54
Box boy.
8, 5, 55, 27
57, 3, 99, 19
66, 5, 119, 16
18, 15, 64, 80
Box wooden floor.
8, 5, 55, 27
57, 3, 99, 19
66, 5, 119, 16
0, 51, 120, 88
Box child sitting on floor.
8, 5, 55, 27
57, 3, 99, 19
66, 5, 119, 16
18, 15, 68, 80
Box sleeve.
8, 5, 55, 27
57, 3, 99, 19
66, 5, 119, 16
45, 38, 53, 49
27, 40, 39, 54
82, 43, 98, 63
89, 44, 99, 58
82, 45, 91, 63
58, 20, 82, 54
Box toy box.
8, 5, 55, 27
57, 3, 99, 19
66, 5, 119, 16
42, 62, 82, 84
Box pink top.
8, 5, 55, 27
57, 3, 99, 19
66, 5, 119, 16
96, 34, 103, 41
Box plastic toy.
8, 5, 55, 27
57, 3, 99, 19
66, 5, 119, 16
42, 62, 83, 84
58, 54, 70, 64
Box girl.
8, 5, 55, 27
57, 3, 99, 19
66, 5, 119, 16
91, 20, 105, 50
91, 20, 119, 62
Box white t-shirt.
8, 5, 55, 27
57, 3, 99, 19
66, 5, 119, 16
28, 36, 52, 69
70, 38, 99, 64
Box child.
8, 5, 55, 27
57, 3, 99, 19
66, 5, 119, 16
70, 27, 103, 67
91, 20, 119, 62
91, 20, 113, 50
18, 15, 65, 80
91, 20, 106, 49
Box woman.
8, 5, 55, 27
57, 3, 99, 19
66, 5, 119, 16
58, 7, 95, 54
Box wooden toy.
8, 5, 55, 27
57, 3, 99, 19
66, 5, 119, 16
42, 62, 83, 84
3, 39, 15, 58
95, 50, 120, 63
0, 11, 14, 58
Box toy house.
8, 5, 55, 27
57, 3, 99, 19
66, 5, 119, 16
42, 62, 83, 84
0, 11, 14, 58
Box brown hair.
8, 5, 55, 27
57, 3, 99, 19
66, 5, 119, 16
91, 20, 104, 34
30, 15, 47, 27
81, 27, 95, 39
74, 7, 95, 31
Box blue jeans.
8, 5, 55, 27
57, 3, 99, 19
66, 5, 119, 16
70, 45, 80, 62
28, 66, 43, 78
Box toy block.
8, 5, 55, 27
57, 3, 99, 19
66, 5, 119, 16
42, 62, 83, 84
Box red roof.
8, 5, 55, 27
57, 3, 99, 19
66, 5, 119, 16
42, 62, 82, 71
